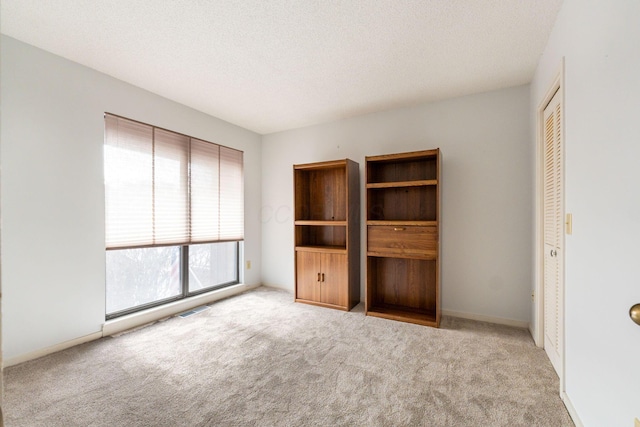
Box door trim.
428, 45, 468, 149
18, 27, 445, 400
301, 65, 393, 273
534, 58, 565, 393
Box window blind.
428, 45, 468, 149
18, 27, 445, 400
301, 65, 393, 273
104, 114, 244, 249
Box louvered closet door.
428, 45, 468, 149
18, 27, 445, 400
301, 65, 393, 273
543, 88, 563, 375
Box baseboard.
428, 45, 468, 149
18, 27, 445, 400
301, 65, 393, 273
4, 331, 103, 368
103, 282, 260, 337
561, 391, 583, 427
442, 309, 529, 329
529, 324, 541, 347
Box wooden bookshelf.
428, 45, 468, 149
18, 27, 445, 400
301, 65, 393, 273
293, 159, 360, 311
365, 149, 441, 327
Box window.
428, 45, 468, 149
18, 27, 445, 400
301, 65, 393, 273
104, 114, 243, 319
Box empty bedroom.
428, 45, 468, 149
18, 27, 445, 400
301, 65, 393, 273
0, 1, 638, 426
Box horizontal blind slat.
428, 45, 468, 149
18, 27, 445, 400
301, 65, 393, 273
219, 146, 244, 240
105, 114, 244, 249
154, 129, 189, 245
190, 138, 220, 242
105, 115, 154, 248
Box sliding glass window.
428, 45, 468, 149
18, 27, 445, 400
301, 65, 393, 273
104, 114, 243, 319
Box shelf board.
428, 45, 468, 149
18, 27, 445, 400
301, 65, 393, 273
295, 245, 347, 254
295, 220, 347, 226
366, 220, 437, 226
366, 304, 439, 327
294, 159, 349, 170
366, 149, 439, 163
367, 179, 437, 189
367, 251, 436, 260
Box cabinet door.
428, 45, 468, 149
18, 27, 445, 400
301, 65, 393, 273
320, 253, 347, 307
296, 251, 320, 302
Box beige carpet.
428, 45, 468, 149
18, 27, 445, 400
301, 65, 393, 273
4, 287, 574, 426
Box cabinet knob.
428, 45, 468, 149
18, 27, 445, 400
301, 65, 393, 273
550, 249, 557, 257
321, 273, 325, 282
393, 227, 406, 231
317, 273, 321, 282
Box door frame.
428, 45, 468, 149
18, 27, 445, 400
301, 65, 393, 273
534, 58, 565, 393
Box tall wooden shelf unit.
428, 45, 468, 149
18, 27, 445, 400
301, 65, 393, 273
294, 159, 360, 311
365, 149, 441, 327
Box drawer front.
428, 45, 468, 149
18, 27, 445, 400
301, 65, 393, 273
368, 226, 437, 258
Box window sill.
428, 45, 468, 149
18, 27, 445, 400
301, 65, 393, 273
102, 282, 259, 337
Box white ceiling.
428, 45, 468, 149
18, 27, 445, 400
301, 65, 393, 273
1, 1, 563, 134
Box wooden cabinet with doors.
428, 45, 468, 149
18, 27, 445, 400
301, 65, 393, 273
365, 149, 441, 327
294, 159, 360, 311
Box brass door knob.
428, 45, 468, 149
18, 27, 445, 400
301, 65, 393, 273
630, 304, 640, 326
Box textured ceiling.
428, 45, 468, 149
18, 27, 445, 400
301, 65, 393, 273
1, 1, 563, 134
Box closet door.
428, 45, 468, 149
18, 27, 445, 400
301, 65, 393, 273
543, 88, 563, 375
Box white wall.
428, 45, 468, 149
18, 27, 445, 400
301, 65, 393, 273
0, 36, 262, 361
262, 85, 532, 324
531, 0, 640, 425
